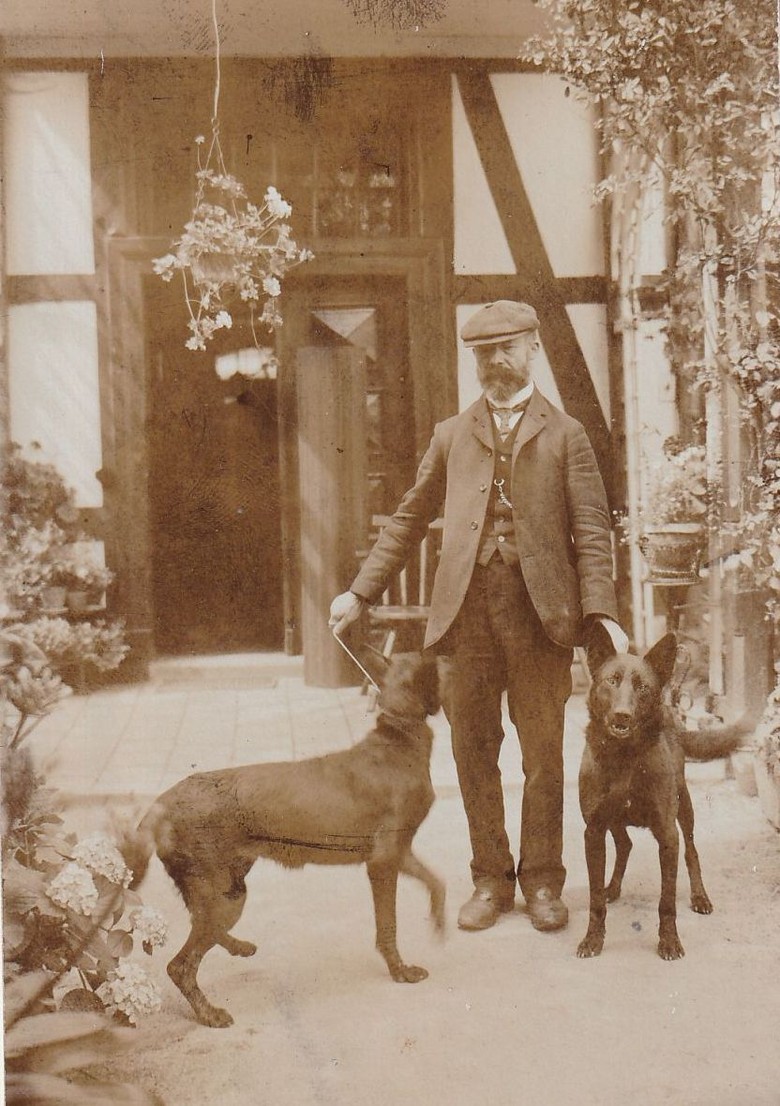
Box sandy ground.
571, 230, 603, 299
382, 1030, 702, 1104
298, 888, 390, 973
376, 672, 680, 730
72, 760, 780, 1106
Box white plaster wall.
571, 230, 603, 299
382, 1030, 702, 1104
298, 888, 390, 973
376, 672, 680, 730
633, 317, 678, 490
638, 163, 668, 277
4, 71, 95, 275
491, 73, 604, 278
8, 302, 103, 507
566, 303, 610, 423
452, 77, 515, 275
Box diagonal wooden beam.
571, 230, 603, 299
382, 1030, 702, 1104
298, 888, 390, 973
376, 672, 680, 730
456, 69, 615, 502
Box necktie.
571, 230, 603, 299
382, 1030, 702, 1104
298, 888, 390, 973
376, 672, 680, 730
489, 400, 528, 436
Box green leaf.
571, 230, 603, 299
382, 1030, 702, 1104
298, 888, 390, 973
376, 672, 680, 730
5, 1010, 109, 1059
106, 929, 134, 958
4, 971, 53, 1026
7, 1072, 164, 1105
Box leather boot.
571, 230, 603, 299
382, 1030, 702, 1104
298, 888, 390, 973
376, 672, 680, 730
457, 885, 515, 931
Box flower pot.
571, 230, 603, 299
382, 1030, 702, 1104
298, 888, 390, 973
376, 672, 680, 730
638, 523, 705, 585
753, 753, 780, 830
66, 589, 90, 612
40, 585, 67, 611
191, 252, 239, 285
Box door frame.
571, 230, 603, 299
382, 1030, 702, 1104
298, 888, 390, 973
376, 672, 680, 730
102, 235, 450, 663
275, 238, 451, 654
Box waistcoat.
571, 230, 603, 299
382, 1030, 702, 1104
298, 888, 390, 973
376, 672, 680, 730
476, 417, 522, 567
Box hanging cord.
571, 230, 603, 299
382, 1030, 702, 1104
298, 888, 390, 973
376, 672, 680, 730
210, 0, 221, 130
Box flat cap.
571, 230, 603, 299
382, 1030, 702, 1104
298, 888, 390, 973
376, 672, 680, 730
460, 301, 540, 347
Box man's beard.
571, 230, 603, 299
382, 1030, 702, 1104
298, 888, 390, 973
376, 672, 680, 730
477, 365, 527, 403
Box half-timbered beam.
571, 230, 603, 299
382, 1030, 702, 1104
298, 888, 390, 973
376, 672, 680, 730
456, 69, 615, 502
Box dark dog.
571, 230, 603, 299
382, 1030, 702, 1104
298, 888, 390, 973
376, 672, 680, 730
577, 632, 751, 962
123, 652, 445, 1027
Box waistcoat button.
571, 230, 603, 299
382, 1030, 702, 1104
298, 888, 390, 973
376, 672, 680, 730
470, 521, 478, 530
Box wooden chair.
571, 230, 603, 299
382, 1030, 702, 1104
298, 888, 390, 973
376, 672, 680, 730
360, 515, 444, 661
359, 516, 590, 691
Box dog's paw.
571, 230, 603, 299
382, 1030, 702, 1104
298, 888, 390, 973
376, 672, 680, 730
657, 935, 685, 961
198, 1005, 235, 1028
391, 963, 429, 983
576, 934, 604, 958
221, 936, 257, 957
570, 937, 601, 955
690, 892, 713, 915
605, 881, 622, 903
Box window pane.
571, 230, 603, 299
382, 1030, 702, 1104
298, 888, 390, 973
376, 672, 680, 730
4, 72, 95, 275
8, 301, 103, 506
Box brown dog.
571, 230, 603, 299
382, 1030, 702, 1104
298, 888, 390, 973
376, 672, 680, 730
577, 632, 750, 962
123, 652, 445, 1027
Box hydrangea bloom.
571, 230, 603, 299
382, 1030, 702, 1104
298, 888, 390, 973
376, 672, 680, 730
72, 833, 132, 888
46, 862, 99, 916
130, 906, 168, 950
264, 185, 292, 219
96, 960, 162, 1024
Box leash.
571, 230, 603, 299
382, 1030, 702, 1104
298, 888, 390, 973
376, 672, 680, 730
331, 629, 381, 692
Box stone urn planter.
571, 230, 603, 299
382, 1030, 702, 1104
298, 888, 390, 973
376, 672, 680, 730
639, 523, 705, 586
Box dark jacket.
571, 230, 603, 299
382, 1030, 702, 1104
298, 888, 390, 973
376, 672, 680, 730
350, 389, 618, 649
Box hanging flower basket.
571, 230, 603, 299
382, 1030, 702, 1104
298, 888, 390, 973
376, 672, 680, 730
190, 251, 243, 286
639, 522, 706, 586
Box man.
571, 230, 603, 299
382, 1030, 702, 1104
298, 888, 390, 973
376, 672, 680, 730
330, 301, 628, 933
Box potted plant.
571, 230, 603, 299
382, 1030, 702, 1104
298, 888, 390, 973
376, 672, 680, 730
638, 440, 708, 585
152, 139, 313, 353
58, 551, 114, 611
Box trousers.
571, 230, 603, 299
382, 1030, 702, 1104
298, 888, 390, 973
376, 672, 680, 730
447, 557, 573, 899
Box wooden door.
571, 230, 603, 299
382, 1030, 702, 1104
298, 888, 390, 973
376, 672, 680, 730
146, 289, 283, 654
278, 275, 417, 678
297, 346, 366, 687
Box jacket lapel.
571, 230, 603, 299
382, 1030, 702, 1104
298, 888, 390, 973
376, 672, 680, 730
512, 388, 546, 463
469, 397, 494, 452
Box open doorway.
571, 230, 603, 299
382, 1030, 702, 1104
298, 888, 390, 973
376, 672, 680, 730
145, 281, 284, 655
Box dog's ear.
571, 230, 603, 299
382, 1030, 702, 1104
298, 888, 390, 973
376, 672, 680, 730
643, 632, 678, 688
360, 645, 392, 689
585, 620, 617, 677
379, 653, 439, 719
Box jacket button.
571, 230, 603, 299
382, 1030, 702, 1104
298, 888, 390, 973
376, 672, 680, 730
470, 521, 478, 530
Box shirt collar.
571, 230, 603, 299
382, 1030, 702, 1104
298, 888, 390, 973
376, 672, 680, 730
484, 382, 535, 409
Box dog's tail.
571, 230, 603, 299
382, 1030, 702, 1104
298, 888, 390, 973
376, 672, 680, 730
678, 712, 758, 762
112, 804, 162, 891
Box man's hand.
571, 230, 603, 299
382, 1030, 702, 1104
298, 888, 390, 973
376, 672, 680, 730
329, 591, 364, 635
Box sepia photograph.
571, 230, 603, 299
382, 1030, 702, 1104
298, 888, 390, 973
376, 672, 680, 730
1, 1, 779, 1102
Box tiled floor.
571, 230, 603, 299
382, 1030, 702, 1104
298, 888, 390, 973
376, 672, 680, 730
29, 653, 612, 803
30, 651, 729, 805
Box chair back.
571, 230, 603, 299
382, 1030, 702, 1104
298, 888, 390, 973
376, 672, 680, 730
367, 515, 444, 610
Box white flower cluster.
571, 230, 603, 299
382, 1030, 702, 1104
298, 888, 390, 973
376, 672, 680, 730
46, 861, 99, 916
72, 833, 132, 887
130, 905, 168, 949
96, 960, 162, 1024
264, 185, 292, 219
